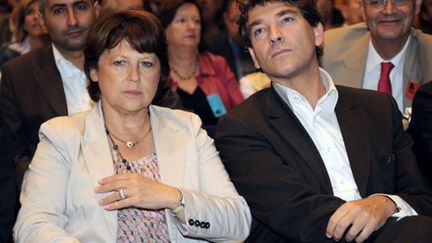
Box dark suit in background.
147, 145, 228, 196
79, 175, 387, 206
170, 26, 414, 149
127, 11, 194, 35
205, 30, 256, 80
215, 85, 432, 242
0, 112, 16, 243
0, 45, 182, 187
409, 81, 432, 186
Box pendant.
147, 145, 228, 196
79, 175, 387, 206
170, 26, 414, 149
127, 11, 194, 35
126, 141, 134, 148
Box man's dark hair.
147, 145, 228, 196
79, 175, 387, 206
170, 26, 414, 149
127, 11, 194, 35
84, 9, 169, 101
238, 0, 323, 58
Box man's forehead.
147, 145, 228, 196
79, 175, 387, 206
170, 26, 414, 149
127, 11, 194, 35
45, 0, 93, 6
247, 2, 300, 25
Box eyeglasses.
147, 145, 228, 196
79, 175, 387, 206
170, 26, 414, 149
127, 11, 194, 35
365, 0, 410, 8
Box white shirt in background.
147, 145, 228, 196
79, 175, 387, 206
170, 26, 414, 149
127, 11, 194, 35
53, 44, 94, 115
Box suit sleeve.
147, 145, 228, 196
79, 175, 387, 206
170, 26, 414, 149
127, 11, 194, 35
0, 66, 32, 189
408, 83, 432, 186
169, 114, 251, 242
215, 113, 345, 242
13, 122, 79, 243
0, 117, 17, 243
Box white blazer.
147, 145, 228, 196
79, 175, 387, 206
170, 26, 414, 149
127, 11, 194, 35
14, 102, 251, 243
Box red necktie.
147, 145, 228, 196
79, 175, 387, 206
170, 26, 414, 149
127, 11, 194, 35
377, 62, 394, 94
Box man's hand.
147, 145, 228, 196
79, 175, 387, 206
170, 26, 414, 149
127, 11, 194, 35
326, 195, 397, 242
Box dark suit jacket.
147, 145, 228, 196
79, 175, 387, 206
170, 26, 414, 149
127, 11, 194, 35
205, 30, 255, 80
409, 81, 432, 186
0, 113, 16, 243
0, 45, 182, 187
215, 85, 432, 243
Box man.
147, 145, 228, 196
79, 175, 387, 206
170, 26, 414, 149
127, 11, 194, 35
0, 0, 180, 188
408, 82, 432, 186
0, 113, 16, 243
215, 0, 432, 242
340, 0, 363, 26
205, 0, 256, 80
321, 0, 432, 114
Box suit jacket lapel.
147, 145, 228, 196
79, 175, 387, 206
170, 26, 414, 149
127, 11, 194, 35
266, 88, 333, 194
81, 103, 117, 240
402, 31, 422, 108
335, 88, 370, 197
342, 33, 370, 88
33, 46, 68, 116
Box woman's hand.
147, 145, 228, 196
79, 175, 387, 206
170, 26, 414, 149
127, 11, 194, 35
94, 173, 181, 211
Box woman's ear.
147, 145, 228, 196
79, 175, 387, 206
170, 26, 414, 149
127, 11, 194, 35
90, 69, 98, 82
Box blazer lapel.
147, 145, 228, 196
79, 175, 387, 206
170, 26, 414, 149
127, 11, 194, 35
335, 89, 370, 197
342, 33, 370, 88
266, 89, 333, 194
402, 31, 422, 108
149, 106, 185, 188
33, 46, 68, 116
81, 103, 117, 240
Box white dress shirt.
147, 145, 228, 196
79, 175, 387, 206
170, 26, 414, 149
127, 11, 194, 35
363, 37, 411, 112
53, 44, 94, 115
273, 68, 415, 218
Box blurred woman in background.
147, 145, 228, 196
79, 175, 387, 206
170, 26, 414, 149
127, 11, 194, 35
0, 0, 49, 64
157, 0, 243, 134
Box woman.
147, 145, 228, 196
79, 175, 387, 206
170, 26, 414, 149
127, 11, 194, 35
0, 0, 49, 64
157, 0, 243, 128
14, 10, 251, 242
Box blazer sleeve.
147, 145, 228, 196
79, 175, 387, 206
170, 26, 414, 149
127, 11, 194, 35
408, 83, 432, 186
13, 122, 80, 243
169, 114, 251, 242
215, 113, 345, 242
0, 66, 33, 188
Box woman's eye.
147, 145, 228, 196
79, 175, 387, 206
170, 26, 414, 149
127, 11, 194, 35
113, 60, 126, 66
177, 17, 186, 23
141, 61, 153, 67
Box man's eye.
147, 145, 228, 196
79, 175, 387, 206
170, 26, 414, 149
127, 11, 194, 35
253, 27, 265, 37
74, 3, 88, 11
282, 17, 294, 23
369, 0, 384, 6
52, 7, 65, 15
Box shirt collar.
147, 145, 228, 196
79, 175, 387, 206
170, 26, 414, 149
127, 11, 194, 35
273, 68, 339, 113
52, 44, 82, 77
365, 36, 411, 75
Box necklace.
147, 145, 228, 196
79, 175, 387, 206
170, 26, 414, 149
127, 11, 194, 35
106, 131, 133, 171
171, 61, 198, 80
106, 125, 151, 148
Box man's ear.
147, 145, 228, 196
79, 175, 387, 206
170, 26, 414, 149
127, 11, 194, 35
414, 0, 422, 15
94, 0, 100, 18
313, 22, 324, 47
248, 47, 261, 69
37, 11, 48, 33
